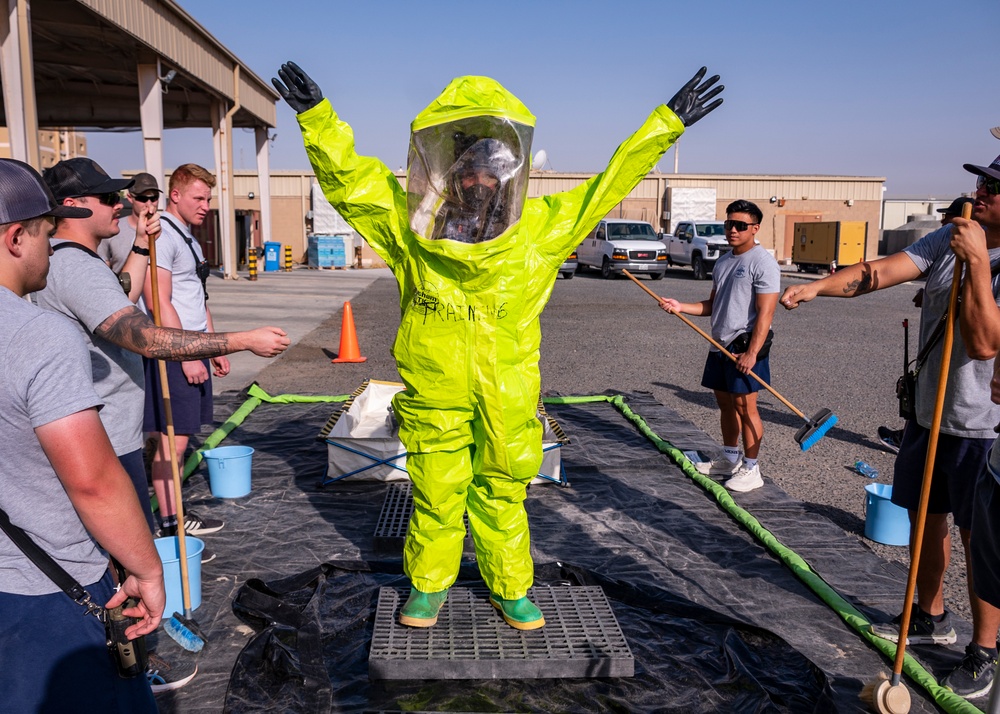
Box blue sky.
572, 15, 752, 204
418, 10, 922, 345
86, 0, 999, 199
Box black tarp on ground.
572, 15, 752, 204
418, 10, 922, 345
155, 391, 966, 714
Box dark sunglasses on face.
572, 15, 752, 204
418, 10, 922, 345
977, 175, 1000, 196
130, 193, 158, 203
724, 219, 759, 232
86, 191, 122, 207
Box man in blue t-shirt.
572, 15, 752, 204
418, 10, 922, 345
658, 200, 781, 493
0, 158, 163, 713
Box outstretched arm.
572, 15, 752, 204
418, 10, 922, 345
94, 304, 290, 360
273, 62, 407, 268
779, 251, 922, 310
530, 67, 724, 263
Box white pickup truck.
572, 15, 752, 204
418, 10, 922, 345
660, 220, 731, 280
575, 218, 667, 279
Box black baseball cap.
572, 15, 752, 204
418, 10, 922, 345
963, 153, 1000, 183
937, 196, 974, 216
42, 157, 134, 203
130, 172, 161, 196
0, 159, 92, 222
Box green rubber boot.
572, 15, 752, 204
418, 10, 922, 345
398, 587, 449, 627
489, 594, 545, 630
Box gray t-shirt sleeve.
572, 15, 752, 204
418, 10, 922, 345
11, 313, 103, 426
903, 224, 951, 274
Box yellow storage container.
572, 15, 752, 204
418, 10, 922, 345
792, 221, 867, 273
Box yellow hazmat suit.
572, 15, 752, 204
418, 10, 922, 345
297, 76, 684, 599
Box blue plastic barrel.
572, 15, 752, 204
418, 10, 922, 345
263, 242, 281, 272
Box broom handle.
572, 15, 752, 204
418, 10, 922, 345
890, 201, 971, 682
623, 269, 806, 420
146, 216, 193, 616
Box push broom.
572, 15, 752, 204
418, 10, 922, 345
146, 210, 207, 653
858, 201, 973, 714
623, 269, 837, 451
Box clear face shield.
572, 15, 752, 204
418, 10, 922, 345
407, 117, 533, 243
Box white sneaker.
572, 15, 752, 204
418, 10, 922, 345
695, 457, 741, 477
726, 463, 763, 492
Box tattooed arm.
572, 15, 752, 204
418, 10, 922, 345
780, 251, 921, 310
94, 305, 290, 360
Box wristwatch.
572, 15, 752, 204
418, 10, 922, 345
131, 244, 150, 256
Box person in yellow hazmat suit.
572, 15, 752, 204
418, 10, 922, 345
273, 62, 723, 630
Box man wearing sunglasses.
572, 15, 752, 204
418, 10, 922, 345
658, 200, 780, 493
98, 172, 162, 278
781, 155, 1000, 699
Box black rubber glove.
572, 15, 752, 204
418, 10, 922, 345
272, 62, 323, 114
666, 67, 724, 127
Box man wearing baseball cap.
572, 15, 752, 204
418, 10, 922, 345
32, 156, 290, 690
98, 171, 162, 277
962, 151, 1000, 700
0, 157, 164, 712
782, 154, 1000, 699
938, 196, 975, 226
35, 157, 289, 529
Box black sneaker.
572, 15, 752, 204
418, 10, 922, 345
146, 650, 197, 693
877, 426, 903, 454
183, 510, 224, 535
870, 608, 957, 645
200, 544, 216, 564
942, 642, 998, 698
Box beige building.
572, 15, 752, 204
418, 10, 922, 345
0, 128, 87, 169
181, 169, 884, 269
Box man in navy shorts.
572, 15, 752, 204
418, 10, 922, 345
658, 199, 780, 493
782, 154, 1000, 699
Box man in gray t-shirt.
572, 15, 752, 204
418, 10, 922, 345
0, 157, 162, 712
781, 156, 1000, 698
36, 158, 291, 540
658, 200, 780, 494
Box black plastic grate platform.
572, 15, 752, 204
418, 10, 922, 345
369, 585, 634, 680
373, 483, 474, 559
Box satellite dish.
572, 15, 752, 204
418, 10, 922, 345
533, 149, 548, 170
992, 126, 1000, 140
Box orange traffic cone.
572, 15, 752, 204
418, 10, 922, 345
332, 301, 367, 363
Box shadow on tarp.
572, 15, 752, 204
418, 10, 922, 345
224, 561, 834, 714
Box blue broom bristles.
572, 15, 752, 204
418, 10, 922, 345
164, 611, 206, 653
797, 409, 838, 452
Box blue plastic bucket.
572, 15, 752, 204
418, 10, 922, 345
203, 445, 254, 498
864, 483, 910, 546
155, 536, 203, 615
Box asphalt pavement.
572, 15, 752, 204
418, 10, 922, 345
203, 266, 391, 396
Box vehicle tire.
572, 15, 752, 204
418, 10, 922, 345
650, 271, 664, 280
692, 254, 708, 280
575, 262, 586, 274
562, 271, 573, 280
601, 257, 613, 279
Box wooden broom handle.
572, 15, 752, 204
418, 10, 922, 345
890, 200, 973, 680
147, 214, 193, 614
623, 269, 806, 419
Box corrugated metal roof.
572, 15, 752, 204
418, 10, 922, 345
74, 0, 276, 127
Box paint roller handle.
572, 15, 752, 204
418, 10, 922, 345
622, 269, 807, 420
